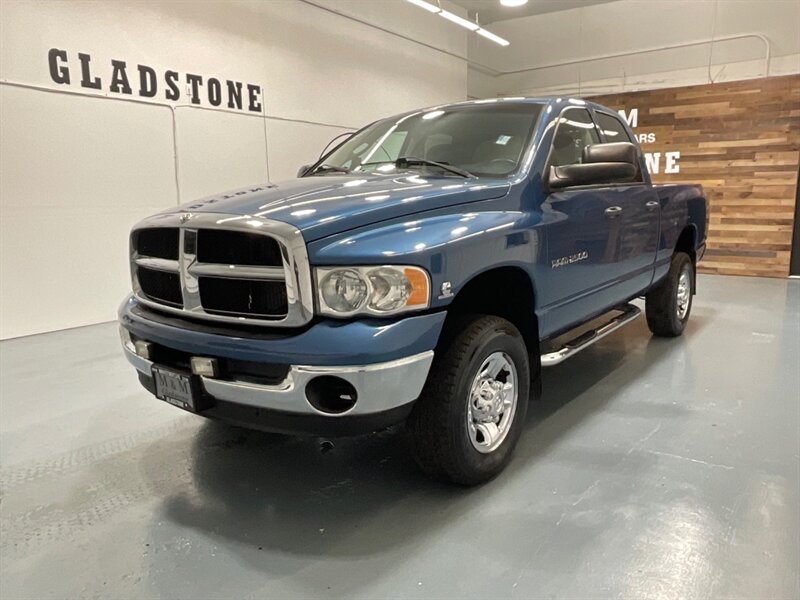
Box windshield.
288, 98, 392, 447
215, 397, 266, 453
314, 103, 543, 178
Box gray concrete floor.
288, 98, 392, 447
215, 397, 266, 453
1, 274, 798, 599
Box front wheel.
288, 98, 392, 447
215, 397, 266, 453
407, 315, 530, 485
645, 252, 694, 337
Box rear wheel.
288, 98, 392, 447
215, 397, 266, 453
645, 252, 694, 337
407, 315, 530, 485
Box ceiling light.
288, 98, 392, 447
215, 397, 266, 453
406, 0, 510, 47
477, 28, 510, 46
423, 110, 445, 120
439, 10, 479, 31
501, 0, 529, 6
406, 0, 440, 13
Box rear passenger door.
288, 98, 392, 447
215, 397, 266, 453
593, 110, 660, 297
541, 107, 630, 335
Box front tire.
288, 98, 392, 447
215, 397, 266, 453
407, 315, 530, 485
645, 252, 694, 337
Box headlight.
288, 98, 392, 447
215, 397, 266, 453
316, 266, 430, 317
319, 269, 369, 313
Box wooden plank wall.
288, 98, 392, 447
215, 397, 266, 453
592, 75, 800, 278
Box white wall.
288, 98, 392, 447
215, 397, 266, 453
0, 0, 469, 339
468, 0, 800, 98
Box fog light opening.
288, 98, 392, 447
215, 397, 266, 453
191, 356, 219, 378
305, 376, 358, 414
134, 340, 153, 359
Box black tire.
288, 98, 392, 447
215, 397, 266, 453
407, 315, 531, 486
645, 252, 694, 337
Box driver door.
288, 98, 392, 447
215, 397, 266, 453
540, 107, 629, 335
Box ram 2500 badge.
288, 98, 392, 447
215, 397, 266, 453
119, 98, 707, 485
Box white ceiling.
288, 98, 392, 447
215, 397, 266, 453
449, 0, 618, 25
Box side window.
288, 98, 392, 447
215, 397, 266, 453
550, 108, 600, 167
596, 112, 634, 144
596, 111, 642, 182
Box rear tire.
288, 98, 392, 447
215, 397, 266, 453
645, 252, 694, 337
407, 315, 530, 486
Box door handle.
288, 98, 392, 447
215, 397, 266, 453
604, 206, 623, 217
646, 201, 660, 210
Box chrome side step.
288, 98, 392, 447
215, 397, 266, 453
540, 304, 641, 367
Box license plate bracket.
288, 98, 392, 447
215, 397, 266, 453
152, 366, 200, 412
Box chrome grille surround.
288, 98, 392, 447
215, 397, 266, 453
130, 212, 314, 327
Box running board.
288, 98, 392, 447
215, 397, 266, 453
540, 304, 641, 367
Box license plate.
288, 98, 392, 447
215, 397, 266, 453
152, 366, 196, 412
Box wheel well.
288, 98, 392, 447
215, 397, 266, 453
675, 225, 697, 264
443, 267, 539, 354
675, 225, 698, 292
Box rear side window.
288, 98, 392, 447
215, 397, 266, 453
550, 108, 600, 167
596, 112, 633, 144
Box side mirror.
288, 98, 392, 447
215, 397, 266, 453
297, 164, 311, 178
583, 142, 638, 164
549, 162, 637, 189
548, 142, 638, 190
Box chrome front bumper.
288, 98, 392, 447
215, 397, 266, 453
122, 343, 434, 418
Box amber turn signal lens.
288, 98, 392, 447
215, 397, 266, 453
404, 267, 429, 306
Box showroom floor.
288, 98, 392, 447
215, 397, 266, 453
1, 274, 798, 599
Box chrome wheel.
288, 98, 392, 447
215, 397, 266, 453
467, 352, 518, 454
676, 265, 692, 320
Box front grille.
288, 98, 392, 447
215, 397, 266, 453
137, 267, 183, 307
197, 230, 282, 266
199, 277, 288, 317
134, 228, 179, 260
130, 214, 311, 327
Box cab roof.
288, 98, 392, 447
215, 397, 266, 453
392, 96, 613, 121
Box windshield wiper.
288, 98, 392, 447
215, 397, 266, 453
358, 157, 475, 178
309, 163, 351, 175
396, 156, 474, 178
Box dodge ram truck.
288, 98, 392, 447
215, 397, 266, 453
119, 97, 707, 485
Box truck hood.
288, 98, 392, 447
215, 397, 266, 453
167, 174, 510, 241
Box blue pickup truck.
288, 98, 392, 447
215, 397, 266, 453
119, 97, 707, 484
